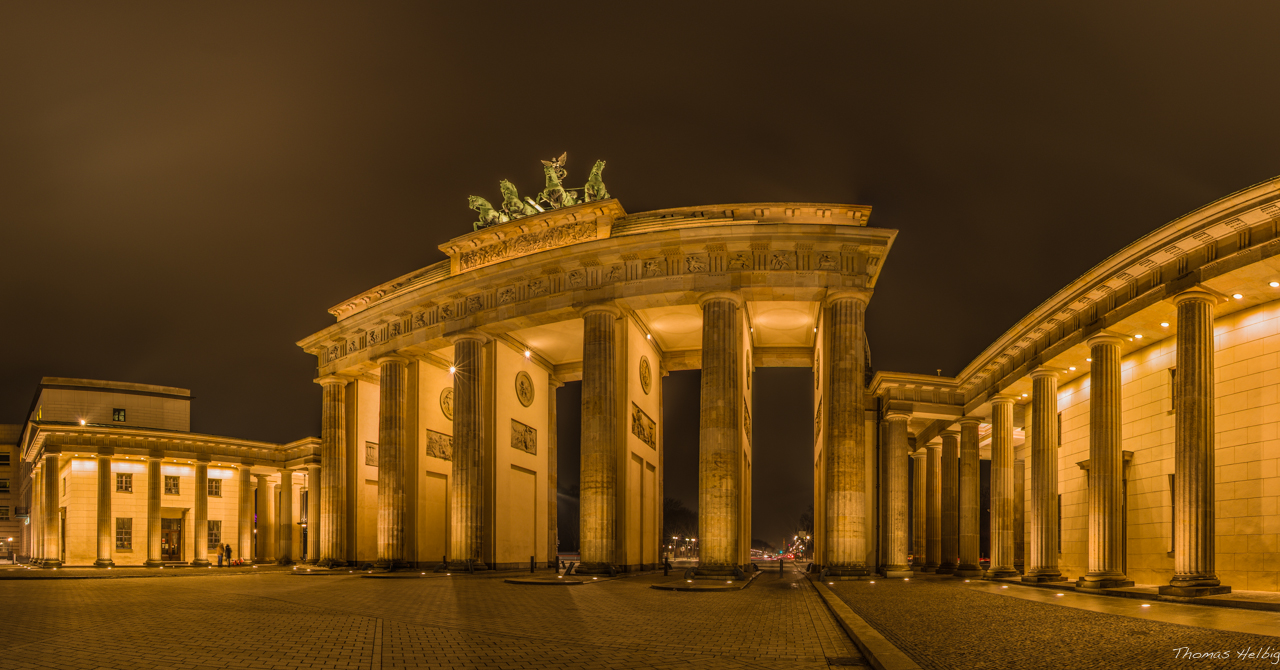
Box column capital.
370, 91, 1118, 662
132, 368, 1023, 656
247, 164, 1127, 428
884, 410, 911, 422
549, 376, 565, 389
697, 291, 743, 309
824, 288, 873, 307
1171, 286, 1228, 306
958, 416, 985, 426
195, 455, 211, 464
990, 393, 1018, 406
1086, 331, 1126, 348
577, 302, 623, 318
939, 430, 960, 439
910, 448, 929, 459
315, 375, 351, 387
448, 331, 489, 346
1031, 366, 1066, 379
375, 354, 411, 367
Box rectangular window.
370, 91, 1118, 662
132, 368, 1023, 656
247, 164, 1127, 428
0, 506, 8, 521
1168, 473, 1176, 556
0, 452, 10, 465
113, 408, 126, 422
208, 479, 222, 497
63, 477, 67, 496
116, 518, 132, 550
1169, 368, 1178, 414
366, 442, 378, 467
164, 475, 180, 495
208, 520, 222, 549
117, 473, 133, 492
0, 479, 8, 493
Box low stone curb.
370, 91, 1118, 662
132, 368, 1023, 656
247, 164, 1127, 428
998, 577, 1280, 612
808, 575, 922, 670
650, 570, 762, 592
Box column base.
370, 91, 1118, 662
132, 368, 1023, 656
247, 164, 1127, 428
954, 568, 983, 577
143, 559, 165, 568
883, 569, 914, 578
692, 564, 737, 577
190, 559, 212, 568
935, 565, 956, 575
316, 558, 347, 569
446, 560, 489, 573
1076, 576, 1134, 589
276, 558, 295, 566
984, 567, 1019, 579
40, 560, 63, 569
1021, 572, 1068, 583
93, 559, 115, 568
824, 566, 872, 578
1159, 585, 1231, 597
921, 565, 938, 573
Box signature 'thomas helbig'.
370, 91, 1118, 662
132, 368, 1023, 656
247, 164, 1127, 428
1173, 647, 1280, 664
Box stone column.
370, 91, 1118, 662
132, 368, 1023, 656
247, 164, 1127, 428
697, 293, 742, 576
376, 355, 408, 568
1079, 333, 1132, 588
924, 443, 941, 572
987, 395, 1018, 578
192, 459, 210, 567
823, 290, 871, 576
449, 333, 488, 570
31, 468, 42, 563
881, 412, 912, 577
939, 431, 959, 574
548, 377, 563, 568
1025, 368, 1066, 582
1162, 290, 1231, 596
42, 452, 62, 568
145, 456, 163, 567
318, 376, 348, 566
278, 470, 293, 564
255, 473, 271, 563
306, 464, 321, 564
237, 466, 253, 565
956, 417, 983, 577
95, 453, 114, 567
910, 448, 926, 570
1014, 458, 1025, 573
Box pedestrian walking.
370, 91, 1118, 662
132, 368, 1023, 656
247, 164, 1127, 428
225, 544, 233, 567
216, 543, 224, 567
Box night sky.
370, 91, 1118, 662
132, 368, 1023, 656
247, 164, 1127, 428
4, 4, 1280, 548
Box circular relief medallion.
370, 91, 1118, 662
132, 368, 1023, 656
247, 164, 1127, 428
639, 356, 652, 395
440, 387, 454, 421
515, 370, 535, 407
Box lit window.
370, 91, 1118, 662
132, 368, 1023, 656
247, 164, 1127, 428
112, 408, 126, 422
62, 477, 67, 496
164, 476, 180, 495
117, 473, 133, 492
116, 518, 132, 550
208, 479, 222, 497
208, 520, 222, 549
366, 442, 378, 467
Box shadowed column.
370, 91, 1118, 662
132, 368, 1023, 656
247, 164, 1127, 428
306, 464, 321, 564
95, 452, 114, 567
938, 431, 959, 574
823, 291, 870, 576
192, 459, 210, 567
548, 377, 563, 568
377, 355, 408, 568
318, 377, 348, 566
698, 292, 742, 576
924, 443, 941, 572
988, 395, 1018, 579
145, 455, 162, 568
43, 452, 62, 568
1014, 458, 1025, 574
278, 469, 293, 564
255, 474, 271, 563
1079, 333, 1132, 589
881, 412, 912, 577
1025, 368, 1066, 582
237, 466, 253, 566
1161, 289, 1231, 597
450, 333, 488, 571
910, 448, 926, 570
955, 417, 983, 577
579, 305, 621, 575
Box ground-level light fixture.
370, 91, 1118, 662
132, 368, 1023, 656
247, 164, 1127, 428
1141, 604, 1151, 608
80, 419, 86, 425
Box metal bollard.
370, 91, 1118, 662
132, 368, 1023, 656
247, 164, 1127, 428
780, 558, 785, 575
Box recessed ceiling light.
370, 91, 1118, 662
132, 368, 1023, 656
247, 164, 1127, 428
646, 334, 651, 340
1135, 334, 1143, 339
524, 350, 531, 358
1086, 358, 1092, 362
449, 366, 456, 374
1271, 282, 1279, 288
1160, 322, 1169, 328
1069, 366, 1076, 371
1233, 293, 1244, 300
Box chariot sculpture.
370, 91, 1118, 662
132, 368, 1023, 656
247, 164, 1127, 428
468, 153, 610, 230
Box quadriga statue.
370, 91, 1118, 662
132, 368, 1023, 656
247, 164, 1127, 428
468, 195, 508, 230
538, 152, 578, 209
584, 160, 609, 202
499, 179, 538, 218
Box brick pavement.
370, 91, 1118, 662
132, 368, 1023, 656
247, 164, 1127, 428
0, 567, 864, 669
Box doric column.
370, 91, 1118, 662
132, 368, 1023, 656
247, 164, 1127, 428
145, 456, 163, 567
42, 452, 62, 568
278, 470, 293, 564
31, 468, 42, 563
254, 473, 271, 563
881, 412, 912, 576
823, 290, 871, 576
449, 333, 488, 570
697, 293, 743, 576
192, 459, 210, 567
924, 443, 941, 572
95, 453, 114, 567
910, 448, 926, 570
237, 466, 253, 565
1014, 458, 1025, 573
987, 394, 1018, 578
1025, 368, 1066, 582
939, 431, 959, 574
1079, 333, 1132, 588
548, 377, 564, 568
955, 417, 983, 577
376, 355, 408, 568
1161, 290, 1231, 596
306, 464, 321, 564
318, 376, 347, 567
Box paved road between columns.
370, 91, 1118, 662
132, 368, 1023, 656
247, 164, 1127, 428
0, 567, 867, 669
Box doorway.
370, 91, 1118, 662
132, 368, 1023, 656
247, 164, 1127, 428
161, 518, 182, 562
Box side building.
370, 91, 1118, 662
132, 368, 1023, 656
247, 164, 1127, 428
17, 378, 319, 567
1, 425, 20, 561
